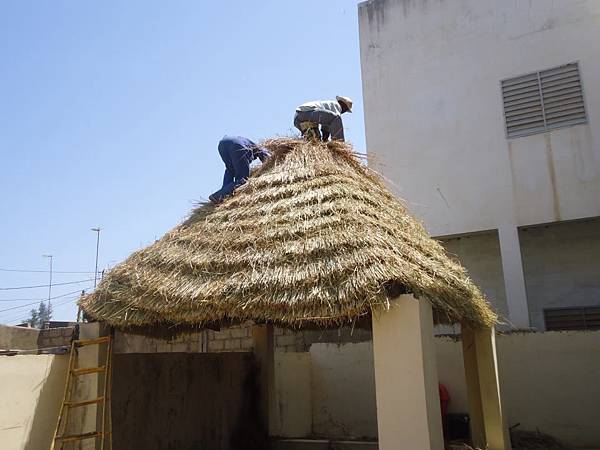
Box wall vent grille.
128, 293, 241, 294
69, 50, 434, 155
502, 63, 587, 138
544, 306, 600, 331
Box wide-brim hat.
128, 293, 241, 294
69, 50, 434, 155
336, 95, 353, 112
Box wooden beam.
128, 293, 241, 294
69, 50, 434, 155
251, 324, 277, 436
462, 326, 511, 450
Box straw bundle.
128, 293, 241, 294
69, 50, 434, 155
79, 138, 496, 330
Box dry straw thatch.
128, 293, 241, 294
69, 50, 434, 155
80, 138, 496, 330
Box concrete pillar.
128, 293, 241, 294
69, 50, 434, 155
251, 324, 277, 436
498, 226, 530, 329
61, 322, 110, 450
372, 295, 444, 450
462, 326, 510, 450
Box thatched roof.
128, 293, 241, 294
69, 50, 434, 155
80, 138, 496, 330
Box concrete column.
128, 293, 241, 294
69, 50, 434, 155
251, 324, 277, 436
462, 326, 510, 450
63, 322, 110, 450
372, 295, 444, 450
498, 226, 530, 329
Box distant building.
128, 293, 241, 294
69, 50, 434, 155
359, 0, 600, 330
16, 321, 76, 330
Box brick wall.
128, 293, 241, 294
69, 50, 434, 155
37, 327, 74, 349
275, 327, 307, 352
114, 323, 255, 354
113, 323, 372, 354
207, 325, 254, 352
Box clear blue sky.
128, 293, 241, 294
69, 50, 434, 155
0, 1, 366, 324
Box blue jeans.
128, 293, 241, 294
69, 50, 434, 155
210, 141, 252, 202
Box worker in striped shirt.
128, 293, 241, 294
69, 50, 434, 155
293, 96, 353, 142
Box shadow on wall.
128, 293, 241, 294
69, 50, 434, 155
24, 355, 68, 450
111, 352, 259, 450
229, 358, 266, 450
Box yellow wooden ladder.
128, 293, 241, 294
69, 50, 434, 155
51, 335, 113, 450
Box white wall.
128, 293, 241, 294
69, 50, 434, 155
437, 331, 600, 448
0, 354, 68, 450
275, 352, 312, 437
358, 0, 600, 328
310, 342, 378, 439
276, 331, 600, 448
359, 0, 600, 236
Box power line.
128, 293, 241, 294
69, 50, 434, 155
0, 268, 100, 274
0, 278, 95, 291
0, 288, 87, 313
0, 292, 87, 302
3, 296, 79, 323
2, 298, 77, 325
0, 297, 51, 302
0, 296, 71, 314
0, 286, 89, 301
5, 295, 81, 325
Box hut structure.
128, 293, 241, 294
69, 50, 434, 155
80, 139, 509, 450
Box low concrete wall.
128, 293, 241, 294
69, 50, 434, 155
438, 331, 600, 448
275, 331, 600, 448
275, 352, 312, 437
310, 342, 377, 439
0, 325, 40, 351
2, 326, 597, 448
0, 354, 68, 450
37, 326, 74, 349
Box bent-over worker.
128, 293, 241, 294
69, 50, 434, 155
209, 135, 269, 204
293, 96, 353, 142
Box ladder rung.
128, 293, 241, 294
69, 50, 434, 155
55, 431, 103, 442
74, 336, 110, 347
72, 365, 106, 376
65, 396, 104, 408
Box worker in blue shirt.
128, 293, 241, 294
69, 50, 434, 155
209, 136, 269, 204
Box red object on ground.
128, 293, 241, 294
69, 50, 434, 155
439, 383, 450, 416
439, 383, 450, 438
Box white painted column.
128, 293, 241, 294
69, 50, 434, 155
498, 226, 530, 329
462, 326, 511, 450
372, 295, 444, 450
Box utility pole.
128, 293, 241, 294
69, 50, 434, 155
42, 254, 53, 304
42, 254, 53, 328
78, 228, 101, 323
91, 228, 101, 289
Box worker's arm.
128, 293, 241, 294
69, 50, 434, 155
254, 147, 270, 163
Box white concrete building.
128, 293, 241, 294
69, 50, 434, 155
359, 0, 600, 330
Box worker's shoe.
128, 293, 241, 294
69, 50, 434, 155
209, 194, 222, 205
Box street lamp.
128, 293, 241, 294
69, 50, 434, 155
91, 228, 101, 288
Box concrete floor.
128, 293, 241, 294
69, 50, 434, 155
271, 439, 377, 450
271, 440, 600, 450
